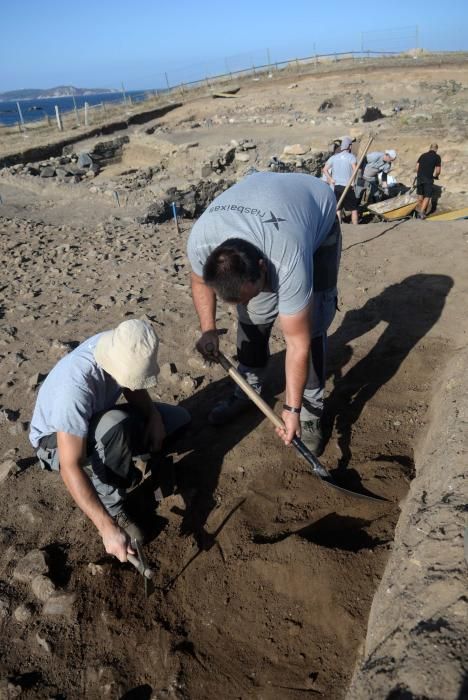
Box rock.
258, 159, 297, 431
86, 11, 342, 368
8, 422, 28, 437
18, 504, 43, 525
180, 375, 197, 393
0, 597, 9, 618
36, 632, 52, 653
0, 459, 16, 483
0, 680, 22, 699
137, 199, 168, 225
235, 152, 250, 163
410, 112, 433, 121
87, 562, 104, 576
40, 166, 56, 178
95, 295, 115, 308
65, 164, 87, 176
288, 83, 298, 89
55, 167, 69, 180
160, 362, 178, 380
28, 372, 48, 389
78, 152, 93, 168
31, 574, 56, 601
13, 603, 33, 623
13, 549, 49, 583
187, 356, 206, 370
201, 163, 213, 178
176, 189, 196, 217
43, 592, 76, 619
238, 139, 256, 150
282, 144, 309, 156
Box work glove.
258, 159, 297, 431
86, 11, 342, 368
196, 330, 220, 360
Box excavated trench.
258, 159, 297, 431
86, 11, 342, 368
0, 205, 462, 698
4, 316, 450, 699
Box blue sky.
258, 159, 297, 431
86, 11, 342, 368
1, 0, 467, 91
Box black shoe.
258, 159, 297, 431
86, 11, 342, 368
300, 417, 324, 457
208, 394, 251, 425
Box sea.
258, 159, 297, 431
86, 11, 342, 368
0, 91, 152, 126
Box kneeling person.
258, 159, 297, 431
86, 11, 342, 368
29, 319, 190, 562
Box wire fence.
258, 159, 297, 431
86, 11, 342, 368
0, 92, 161, 137
0, 42, 453, 144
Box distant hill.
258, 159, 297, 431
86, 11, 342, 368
0, 86, 118, 101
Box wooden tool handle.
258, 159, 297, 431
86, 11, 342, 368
216, 352, 284, 430
127, 553, 154, 579
336, 134, 374, 210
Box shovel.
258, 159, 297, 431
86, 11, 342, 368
128, 540, 155, 597
214, 351, 386, 502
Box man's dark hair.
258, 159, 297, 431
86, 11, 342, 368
203, 237, 263, 302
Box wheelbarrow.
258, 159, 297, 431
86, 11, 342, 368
366, 190, 419, 221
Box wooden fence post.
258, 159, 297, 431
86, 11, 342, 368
55, 105, 63, 131
16, 102, 25, 131
72, 95, 80, 126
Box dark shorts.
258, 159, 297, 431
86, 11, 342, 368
417, 179, 434, 197
334, 185, 358, 211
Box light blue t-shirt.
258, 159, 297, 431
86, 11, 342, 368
324, 151, 357, 186
187, 172, 336, 322
363, 152, 392, 181
29, 333, 122, 448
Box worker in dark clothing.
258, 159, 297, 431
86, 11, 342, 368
415, 144, 442, 219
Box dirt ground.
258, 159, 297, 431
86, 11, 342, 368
0, 55, 467, 699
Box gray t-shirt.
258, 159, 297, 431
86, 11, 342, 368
325, 151, 357, 186
363, 152, 392, 181
29, 333, 122, 448
187, 172, 336, 322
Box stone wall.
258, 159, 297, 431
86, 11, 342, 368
347, 350, 468, 700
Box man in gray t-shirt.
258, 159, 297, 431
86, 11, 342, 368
323, 136, 358, 224
29, 320, 190, 562
362, 150, 397, 201
187, 172, 341, 455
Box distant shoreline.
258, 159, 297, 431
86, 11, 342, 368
0, 90, 152, 126
0, 91, 121, 103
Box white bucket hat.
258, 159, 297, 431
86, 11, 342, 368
385, 149, 397, 160
94, 319, 160, 390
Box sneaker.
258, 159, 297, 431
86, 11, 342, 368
115, 510, 145, 543
300, 417, 324, 457
208, 394, 251, 425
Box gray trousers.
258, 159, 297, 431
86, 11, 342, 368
36, 403, 190, 516
235, 220, 341, 422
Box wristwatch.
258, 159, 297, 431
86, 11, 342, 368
283, 404, 301, 414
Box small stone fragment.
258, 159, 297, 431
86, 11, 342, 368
0, 596, 9, 618
0, 680, 22, 698
88, 562, 104, 576
0, 459, 16, 483
36, 632, 52, 653
282, 143, 309, 156
160, 362, 178, 381
13, 549, 49, 583
43, 592, 76, 619
14, 603, 33, 623
31, 574, 56, 601
180, 375, 197, 393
